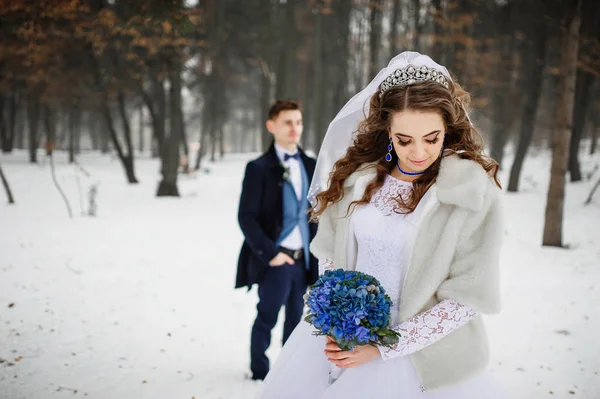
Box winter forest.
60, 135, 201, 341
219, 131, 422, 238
1, 0, 599, 398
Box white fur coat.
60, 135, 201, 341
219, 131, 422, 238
310, 155, 504, 391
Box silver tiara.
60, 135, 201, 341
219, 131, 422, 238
379, 64, 449, 97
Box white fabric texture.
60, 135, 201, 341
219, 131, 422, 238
256, 176, 506, 398
274, 143, 303, 250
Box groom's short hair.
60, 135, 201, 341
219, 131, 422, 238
268, 100, 302, 120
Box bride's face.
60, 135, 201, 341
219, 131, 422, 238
388, 110, 445, 173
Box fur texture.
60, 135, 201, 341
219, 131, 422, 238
310, 155, 503, 391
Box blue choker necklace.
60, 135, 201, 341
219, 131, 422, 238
396, 161, 426, 176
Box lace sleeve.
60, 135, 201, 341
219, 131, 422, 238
378, 299, 477, 360
318, 258, 335, 274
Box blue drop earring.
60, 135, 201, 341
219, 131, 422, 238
385, 137, 393, 162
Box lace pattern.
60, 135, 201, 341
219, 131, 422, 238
379, 299, 477, 360
318, 258, 335, 274
351, 175, 420, 312
370, 176, 413, 216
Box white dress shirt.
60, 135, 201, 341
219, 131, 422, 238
274, 144, 304, 250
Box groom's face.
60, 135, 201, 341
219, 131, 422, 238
267, 110, 303, 148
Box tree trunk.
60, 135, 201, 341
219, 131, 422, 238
369, 0, 383, 79
56, 111, 69, 150
75, 110, 82, 154
27, 99, 40, 163
258, 0, 274, 152
389, 0, 401, 59
568, 0, 599, 179
260, 67, 272, 151
591, 109, 598, 154
489, 2, 515, 166
0, 159, 15, 204
100, 99, 138, 183
16, 106, 25, 150
0, 88, 18, 153
311, 6, 325, 151
430, 0, 443, 62
68, 107, 81, 164
69, 111, 76, 163
411, 0, 421, 51
141, 77, 166, 159
43, 105, 56, 156
543, 0, 581, 247
138, 105, 145, 154
330, 0, 352, 121
157, 64, 182, 197
101, 131, 110, 153
219, 128, 225, 159
275, 0, 297, 100
180, 108, 190, 172
0, 95, 7, 153
88, 112, 99, 151
507, 14, 547, 192
194, 113, 209, 171
210, 127, 217, 162
568, 67, 592, 182
116, 90, 136, 178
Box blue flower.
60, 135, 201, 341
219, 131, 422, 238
303, 269, 400, 350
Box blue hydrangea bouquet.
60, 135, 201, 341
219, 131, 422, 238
304, 269, 401, 352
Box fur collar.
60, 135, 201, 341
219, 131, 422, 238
342, 155, 493, 211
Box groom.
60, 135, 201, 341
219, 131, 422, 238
235, 100, 319, 380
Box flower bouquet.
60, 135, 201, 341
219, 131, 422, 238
304, 269, 400, 382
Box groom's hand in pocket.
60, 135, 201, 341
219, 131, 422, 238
324, 336, 381, 368
269, 252, 295, 267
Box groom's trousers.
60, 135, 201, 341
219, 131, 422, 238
250, 258, 307, 380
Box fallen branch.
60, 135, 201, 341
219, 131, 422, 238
74, 159, 91, 177
75, 162, 84, 216
584, 177, 600, 205
0, 159, 15, 204
56, 386, 78, 394
49, 154, 73, 218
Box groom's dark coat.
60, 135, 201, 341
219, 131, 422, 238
235, 143, 319, 289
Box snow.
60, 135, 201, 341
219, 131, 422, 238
1, 149, 599, 399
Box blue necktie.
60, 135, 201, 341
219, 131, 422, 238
284, 152, 300, 161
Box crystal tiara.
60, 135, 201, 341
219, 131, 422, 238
379, 64, 450, 97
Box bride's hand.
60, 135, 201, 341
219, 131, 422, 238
324, 336, 381, 368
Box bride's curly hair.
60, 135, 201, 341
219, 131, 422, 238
311, 79, 500, 218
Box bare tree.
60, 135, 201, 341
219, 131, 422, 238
591, 96, 599, 154
27, 94, 41, 163
543, 0, 582, 247
568, 0, 600, 181
368, 0, 383, 79
157, 62, 184, 196
489, 1, 518, 167
507, 0, 548, 192
389, 0, 402, 59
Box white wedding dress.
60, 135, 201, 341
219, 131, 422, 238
256, 175, 507, 399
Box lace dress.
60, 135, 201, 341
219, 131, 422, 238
256, 175, 506, 399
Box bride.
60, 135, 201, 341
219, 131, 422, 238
255, 51, 507, 398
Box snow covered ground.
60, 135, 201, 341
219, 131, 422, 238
0, 149, 599, 399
